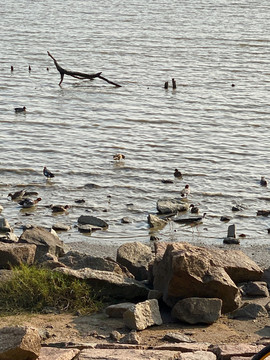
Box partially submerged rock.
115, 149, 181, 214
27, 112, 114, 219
156, 198, 188, 214
77, 215, 108, 229
0, 218, 12, 233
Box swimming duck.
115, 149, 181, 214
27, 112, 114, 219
8, 189, 26, 200
14, 106, 26, 113
113, 153, 125, 161
190, 204, 199, 214
50, 204, 70, 213
174, 169, 182, 178
19, 197, 42, 208
43, 166, 55, 178
260, 176, 267, 186
180, 184, 190, 197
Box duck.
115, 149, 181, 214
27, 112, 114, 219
260, 176, 267, 186
174, 169, 182, 178
8, 189, 26, 200
43, 166, 55, 178
19, 197, 42, 208
14, 106, 26, 113
113, 153, 125, 161
190, 204, 199, 214
50, 204, 70, 213
180, 184, 190, 197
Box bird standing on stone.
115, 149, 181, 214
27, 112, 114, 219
43, 166, 55, 178
8, 189, 26, 200
113, 153, 125, 161
174, 169, 182, 178
260, 176, 267, 186
180, 184, 190, 197
19, 197, 42, 208
14, 106, 26, 113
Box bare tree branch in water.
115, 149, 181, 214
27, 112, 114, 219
47, 51, 122, 87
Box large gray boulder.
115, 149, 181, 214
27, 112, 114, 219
59, 251, 134, 277
54, 267, 149, 301
152, 242, 263, 313
0, 326, 41, 360
18, 226, 65, 262
0, 243, 36, 269
229, 303, 268, 319
171, 297, 222, 324
123, 299, 163, 330
116, 242, 154, 281
156, 198, 189, 214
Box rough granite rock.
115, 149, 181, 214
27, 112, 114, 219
123, 299, 163, 330
171, 297, 222, 324
19, 226, 65, 261
0, 243, 36, 269
152, 242, 263, 313
54, 267, 148, 301
0, 326, 41, 360
116, 242, 154, 281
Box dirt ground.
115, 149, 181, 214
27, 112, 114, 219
0, 306, 269, 347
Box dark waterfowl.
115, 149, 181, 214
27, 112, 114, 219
14, 106, 26, 113
43, 166, 55, 178
174, 169, 182, 178
19, 197, 42, 208
50, 204, 70, 213
180, 184, 190, 197
161, 179, 174, 184
8, 189, 26, 200
190, 204, 199, 214
260, 176, 267, 186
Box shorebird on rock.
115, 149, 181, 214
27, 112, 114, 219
19, 197, 42, 208
8, 189, 26, 200
180, 184, 190, 198
43, 166, 55, 178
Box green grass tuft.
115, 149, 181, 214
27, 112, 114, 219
0, 264, 103, 315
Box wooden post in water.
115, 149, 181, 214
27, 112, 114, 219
164, 81, 168, 89
172, 78, 176, 89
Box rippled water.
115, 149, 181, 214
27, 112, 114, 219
1, 0, 270, 250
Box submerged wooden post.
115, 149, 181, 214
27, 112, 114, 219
164, 81, 168, 89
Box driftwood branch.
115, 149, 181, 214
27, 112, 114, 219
47, 51, 121, 87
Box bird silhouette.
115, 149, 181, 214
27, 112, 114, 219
19, 197, 42, 208
43, 166, 55, 178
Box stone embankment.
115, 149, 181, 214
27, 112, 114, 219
0, 220, 269, 359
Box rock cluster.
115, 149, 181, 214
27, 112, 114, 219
0, 226, 269, 359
